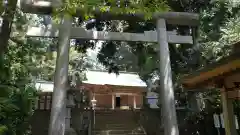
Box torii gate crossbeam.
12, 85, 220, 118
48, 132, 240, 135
19, 1, 199, 135
26, 26, 193, 44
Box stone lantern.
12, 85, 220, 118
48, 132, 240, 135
65, 90, 77, 135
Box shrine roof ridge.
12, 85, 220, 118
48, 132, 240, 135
86, 69, 139, 75
83, 70, 147, 87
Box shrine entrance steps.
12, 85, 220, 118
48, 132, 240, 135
94, 110, 146, 135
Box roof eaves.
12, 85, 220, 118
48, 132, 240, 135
181, 53, 240, 86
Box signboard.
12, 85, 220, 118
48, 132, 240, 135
213, 114, 221, 128
235, 115, 239, 129
220, 113, 225, 128
220, 113, 239, 129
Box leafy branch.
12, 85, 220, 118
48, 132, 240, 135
52, 0, 170, 21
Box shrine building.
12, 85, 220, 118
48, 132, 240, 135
81, 70, 147, 110
35, 70, 147, 110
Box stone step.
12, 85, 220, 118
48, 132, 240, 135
106, 124, 136, 127
95, 133, 146, 135
94, 130, 145, 135
93, 111, 146, 135
95, 115, 133, 116
95, 115, 133, 117
108, 124, 136, 126
96, 116, 133, 118
95, 123, 138, 126
94, 125, 139, 129
96, 122, 136, 124
96, 117, 134, 119
95, 113, 133, 115
95, 117, 133, 119
96, 123, 138, 126
94, 127, 139, 131
95, 121, 136, 124
94, 125, 145, 129
95, 113, 133, 116
96, 123, 137, 125
95, 116, 133, 118
95, 119, 136, 122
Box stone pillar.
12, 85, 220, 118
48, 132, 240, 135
133, 95, 136, 109
48, 15, 72, 135
65, 94, 74, 128
112, 94, 115, 110
65, 93, 77, 135
156, 18, 179, 135
221, 89, 237, 135
65, 108, 71, 129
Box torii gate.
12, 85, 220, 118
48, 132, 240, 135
20, 0, 199, 135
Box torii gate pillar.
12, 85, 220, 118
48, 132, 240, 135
48, 15, 72, 135
157, 18, 179, 135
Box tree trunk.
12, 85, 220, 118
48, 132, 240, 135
0, 0, 17, 54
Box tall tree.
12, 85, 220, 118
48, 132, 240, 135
0, 9, 49, 135
0, 0, 18, 54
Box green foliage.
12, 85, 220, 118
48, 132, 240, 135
69, 47, 105, 85
53, 0, 170, 20
0, 85, 37, 135
0, 8, 49, 135
201, 14, 240, 62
